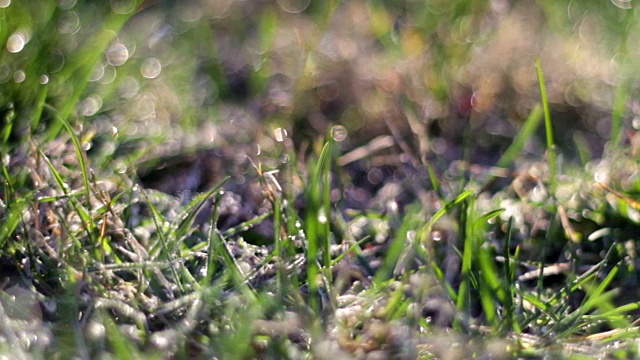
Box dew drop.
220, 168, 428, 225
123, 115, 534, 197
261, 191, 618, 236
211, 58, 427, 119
594, 169, 609, 184
331, 125, 348, 142
318, 209, 327, 224
114, 162, 127, 174
141, 57, 161, 79
86, 321, 105, 341
0, 0, 10, 8
6, 32, 26, 53
13, 70, 25, 83
39, 74, 49, 84
274, 127, 288, 142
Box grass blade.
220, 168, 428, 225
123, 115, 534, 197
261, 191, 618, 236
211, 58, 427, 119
304, 140, 333, 314
496, 105, 543, 168
535, 58, 557, 195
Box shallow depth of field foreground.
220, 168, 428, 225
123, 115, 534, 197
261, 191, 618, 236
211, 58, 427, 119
2, 0, 640, 358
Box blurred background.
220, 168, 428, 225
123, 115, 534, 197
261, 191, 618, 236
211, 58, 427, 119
1, 0, 638, 176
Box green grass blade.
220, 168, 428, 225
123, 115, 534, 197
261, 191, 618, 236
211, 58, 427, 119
304, 140, 333, 313
535, 58, 557, 195
500, 217, 521, 334
496, 105, 543, 168
204, 192, 222, 286
611, 77, 629, 150
0, 197, 27, 249
473, 209, 506, 325
427, 161, 445, 202
455, 195, 473, 327
322, 139, 333, 289
141, 189, 184, 294
272, 187, 285, 296
55, 111, 94, 225
103, 314, 139, 360
418, 189, 475, 240
169, 178, 229, 254
572, 131, 592, 166
580, 262, 620, 313
374, 205, 422, 283
39, 148, 96, 249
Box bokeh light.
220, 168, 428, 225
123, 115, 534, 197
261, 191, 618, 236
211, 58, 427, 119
276, 0, 311, 14
106, 43, 129, 66
13, 70, 25, 83
141, 58, 162, 79
110, 0, 137, 14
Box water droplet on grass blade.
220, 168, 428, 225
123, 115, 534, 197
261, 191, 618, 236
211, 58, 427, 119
13, 70, 25, 83
6, 32, 26, 53
114, 162, 127, 174
331, 125, 347, 142
86, 321, 105, 341
318, 209, 328, 224
274, 127, 288, 142
0, 0, 11, 8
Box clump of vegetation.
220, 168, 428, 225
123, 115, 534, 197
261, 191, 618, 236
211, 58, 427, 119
1, 0, 640, 358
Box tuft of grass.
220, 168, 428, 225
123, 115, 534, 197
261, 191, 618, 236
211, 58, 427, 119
303, 138, 334, 316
